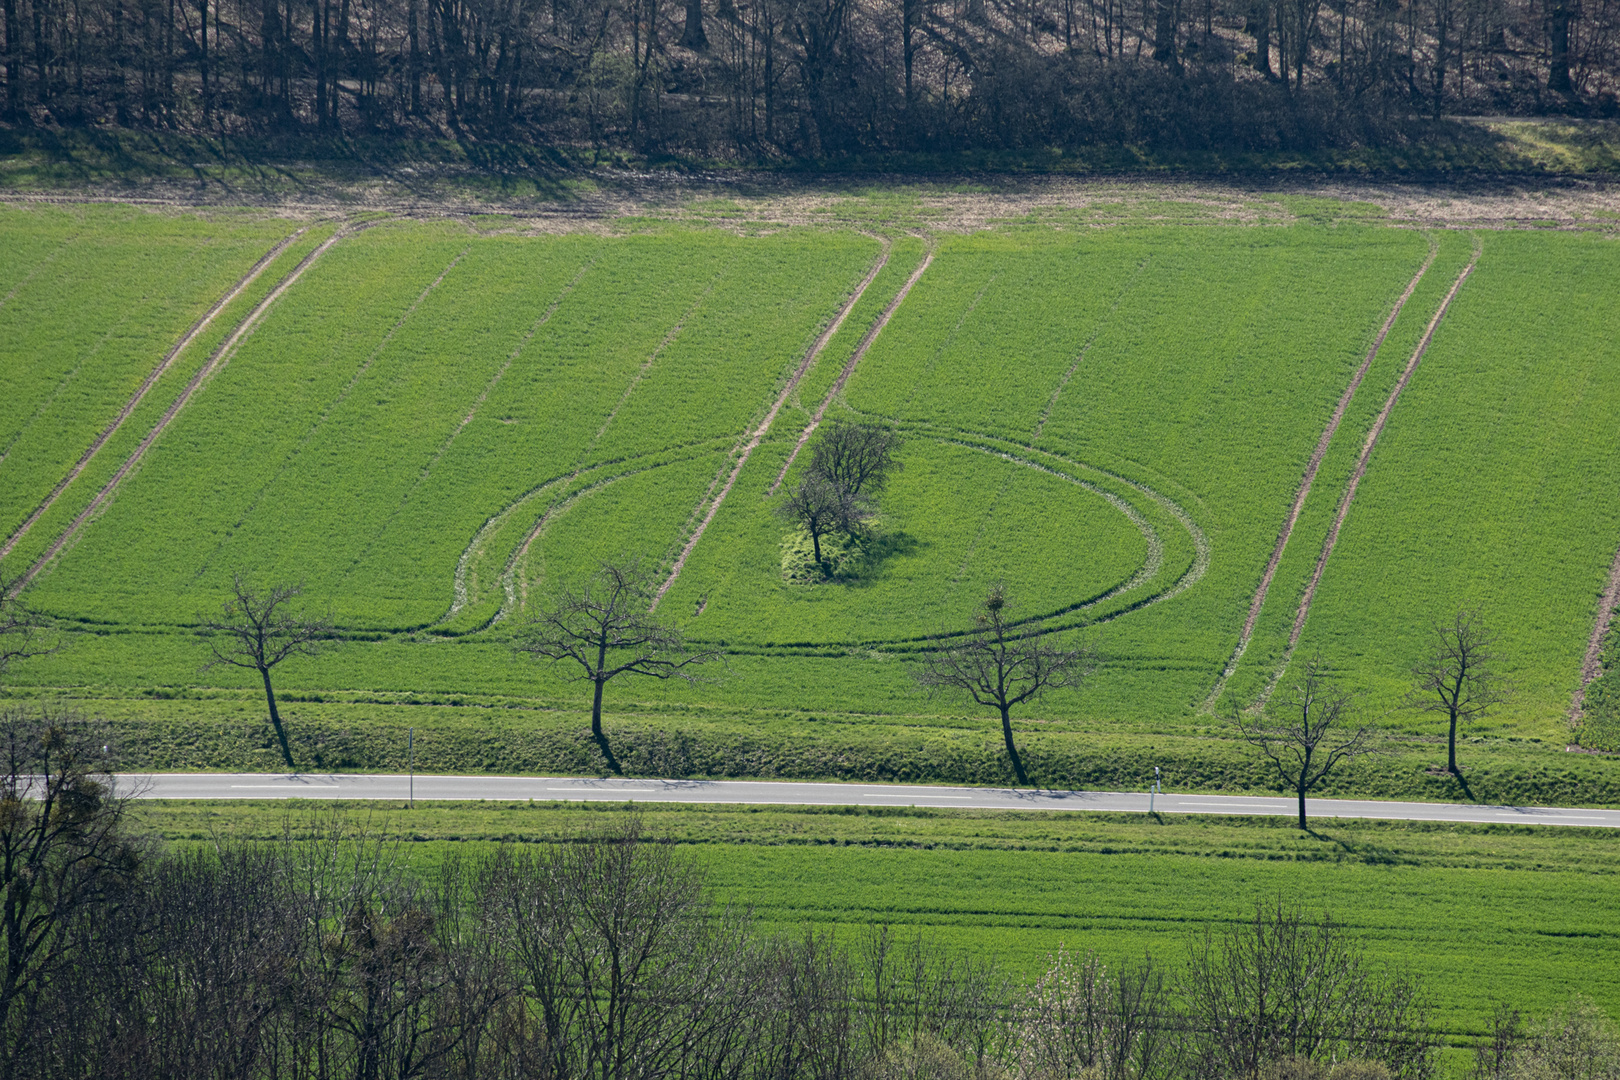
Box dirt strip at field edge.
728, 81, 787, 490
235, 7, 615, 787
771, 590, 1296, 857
768, 247, 935, 495
651, 239, 897, 608
1200, 237, 1439, 711
1573, 546, 1620, 717
1254, 236, 1484, 708
8, 223, 362, 596
0, 224, 314, 562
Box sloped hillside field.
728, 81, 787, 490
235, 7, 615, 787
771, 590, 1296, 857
4, 202, 1620, 784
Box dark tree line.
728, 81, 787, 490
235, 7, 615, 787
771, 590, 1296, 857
1, 0, 1614, 153
0, 704, 1453, 1080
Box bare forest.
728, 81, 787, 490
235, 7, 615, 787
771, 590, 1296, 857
1, 0, 1617, 156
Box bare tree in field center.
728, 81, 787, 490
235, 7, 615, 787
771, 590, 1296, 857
200, 576, 334, 770
1406, 608, 1510, 781
1240, 655, 1379, 829
515, 561, 720, 773
916, 585, 1097, 786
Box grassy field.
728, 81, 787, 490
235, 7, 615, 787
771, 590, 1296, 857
132, 798, 1620, 1053
2, 198, 1619, 799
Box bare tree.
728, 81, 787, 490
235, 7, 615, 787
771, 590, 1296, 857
1181, 899, 1437, 1080
916, 585, 1097, 786
777, 472, 870, 574
514, 561, 719, 772
0, 706, 141, 1077
199, 575, 335, 770
0, 574, 56, 681
1405, 608, 1509, 780
810, 420, 904, 503
1240, 655, 1378, 830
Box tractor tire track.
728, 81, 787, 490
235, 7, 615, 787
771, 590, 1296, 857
502, 269, 727, 618
351, 257, 595, 601
767, 248, 934, 496
1254, 237, 1483, 708
0, 225, 313, 561
1033, 257, 1151, 441
1200, 238, 1438, 710
650, 240, 897, 609
1572, 546, 1620, 718
7, 224, 358, 596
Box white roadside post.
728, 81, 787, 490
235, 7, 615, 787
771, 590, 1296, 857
409, 728, 415, 808
1150, 765, 1160, 814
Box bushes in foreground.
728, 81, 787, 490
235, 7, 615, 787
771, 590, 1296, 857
4, 708, 1612, 1079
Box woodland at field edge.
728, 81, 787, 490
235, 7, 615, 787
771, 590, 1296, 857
0, 0, 1617, 159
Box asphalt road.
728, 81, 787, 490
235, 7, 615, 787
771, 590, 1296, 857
126, 773, 1620, 828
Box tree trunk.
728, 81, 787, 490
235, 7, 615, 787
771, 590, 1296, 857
1297, 781, 1308, 829
1447, 706, 1459, 775
260, 666, 295, 769
678, 0, 705, 48
1547, 0, 1572, 93
810, 528, 825, 570
1000, 705, 1028, 786
1152, 0, 1176, 63
591, 677, 620, 773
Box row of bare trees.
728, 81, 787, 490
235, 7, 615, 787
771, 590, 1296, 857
1, 0, 1615, 150
0, 706, 1454, 1080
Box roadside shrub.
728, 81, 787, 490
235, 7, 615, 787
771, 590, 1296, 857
1507, 998, 1620, 1080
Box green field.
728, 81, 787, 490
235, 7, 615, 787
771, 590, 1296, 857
135, 799, 1620, 1054
3, 198, 1620, 792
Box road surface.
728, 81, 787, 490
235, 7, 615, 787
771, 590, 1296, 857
126, 773, 1620, 828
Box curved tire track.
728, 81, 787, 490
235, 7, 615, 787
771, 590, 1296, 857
0, 225, 314, 562
649, 239, 900, 608
1200, 238, 1439, 710
1255, 237, 1483, 707
7, 223, 359, 596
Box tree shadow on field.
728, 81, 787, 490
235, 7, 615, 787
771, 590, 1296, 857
780, 529, 924, 586
1302, 827, 1418, 867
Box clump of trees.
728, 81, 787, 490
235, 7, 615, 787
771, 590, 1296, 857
0, 0, 1615, 153
778, 420, 902, 580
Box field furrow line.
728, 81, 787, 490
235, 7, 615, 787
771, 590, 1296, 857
1200, 238, 1438, 711
7, 224, 358, 596
1254, 237, 1483, 708
768, 249, 935, 496
649, 241, 896, 609
0, 232, 77, 316
180, 238, 469, 590
0, 226, 312, 560
502, 271, 725, 618
1033, 257, 1150, 441
347, 258, 595, 599
1572, 547, 1620, 718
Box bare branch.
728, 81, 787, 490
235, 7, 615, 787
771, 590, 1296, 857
1239, 655, 1381, 828
0, 574, 59, 682
514, 561, 721, 771
916, 584, 1098, 786
1404, 607, 1511, 778
197, 574, 335, 769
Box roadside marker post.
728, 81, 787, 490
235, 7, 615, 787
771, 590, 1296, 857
1150, 766, 1160, 813
409, 728, 415, 808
